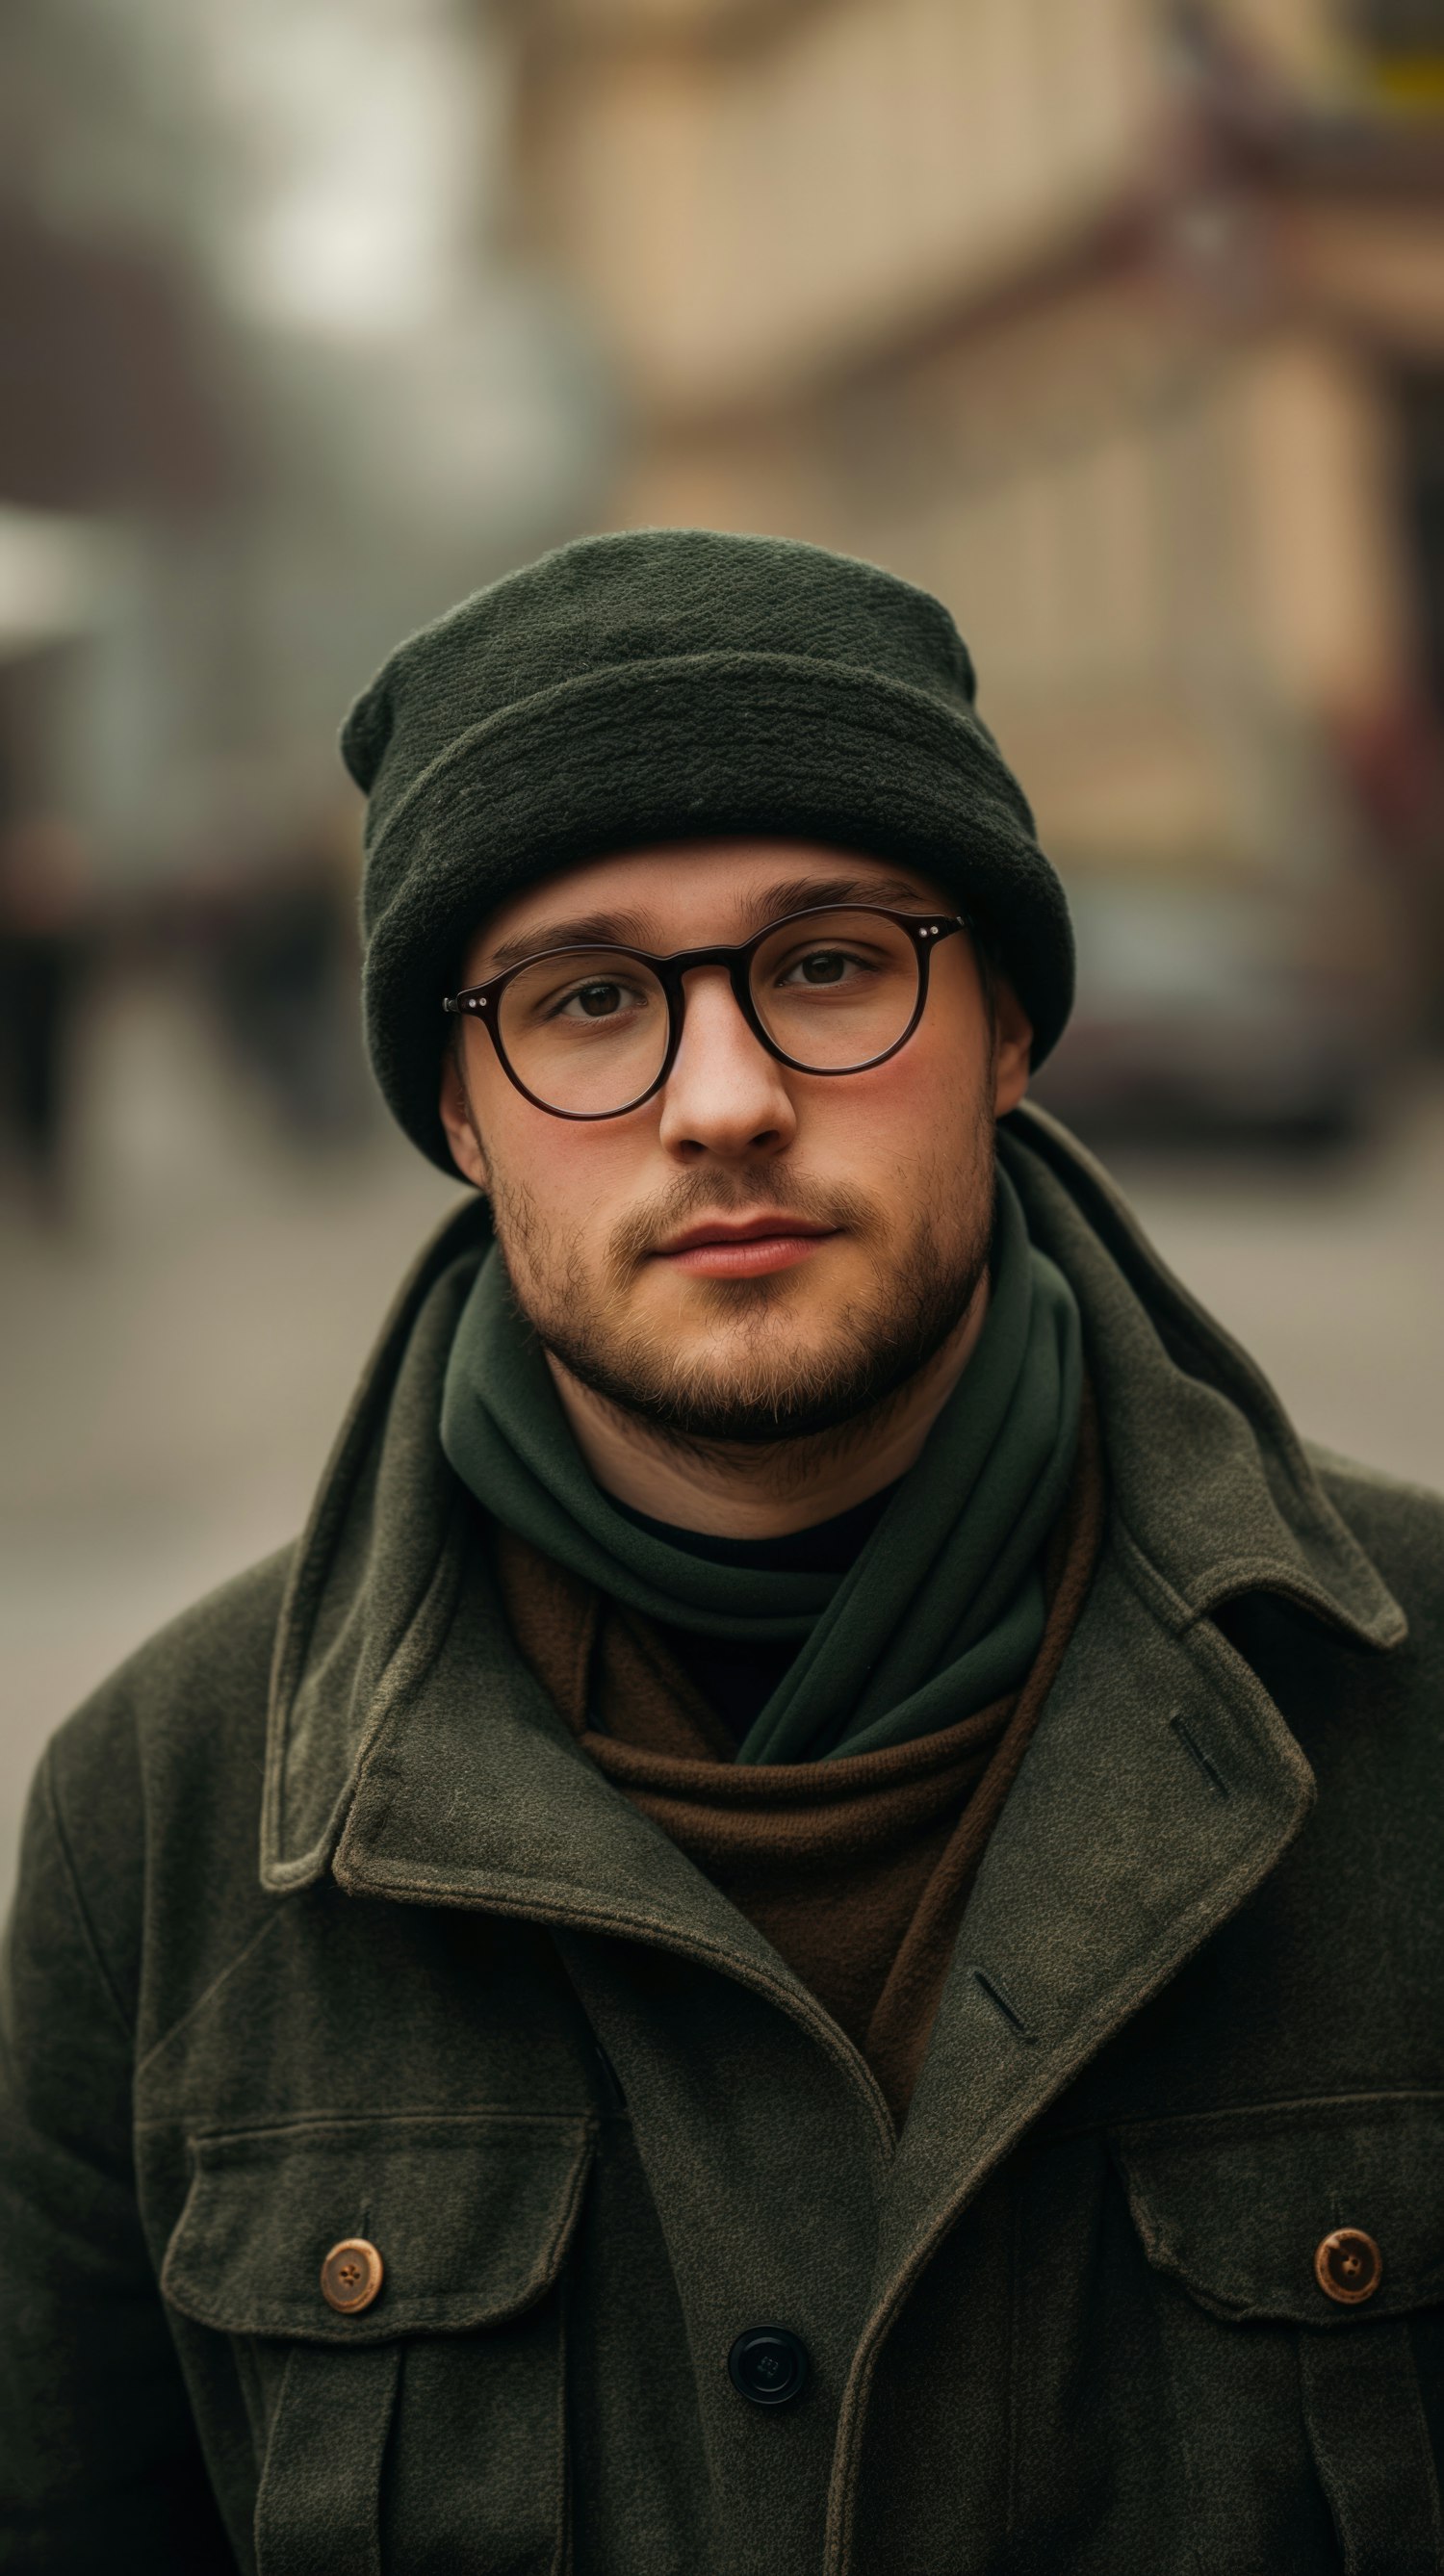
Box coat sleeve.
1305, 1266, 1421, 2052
0, 1739, 236, 2573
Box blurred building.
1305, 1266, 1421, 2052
0, 192, 236, 831
0, 0, 612, 882
0, 0, 614, 1199
506, 0, 1444, 1133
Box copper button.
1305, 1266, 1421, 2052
1314, 2228, 1382, 2306
321, 2237, 384, 2315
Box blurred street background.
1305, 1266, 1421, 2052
4, 0, 1444, 1900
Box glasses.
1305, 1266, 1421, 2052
443, 903, 967, 1121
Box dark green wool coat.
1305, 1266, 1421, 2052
4, 1105, 1444, 2576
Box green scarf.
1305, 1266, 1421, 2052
441, 1172, 1082, 1764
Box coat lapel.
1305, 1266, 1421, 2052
325, 1505, 897, 2144
867, 1529, 1314, 2296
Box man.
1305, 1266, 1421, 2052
2, 529, 1442, 2576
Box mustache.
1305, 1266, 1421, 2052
606, 1166, 878, 1272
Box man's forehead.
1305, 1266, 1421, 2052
465, 843, 942, 972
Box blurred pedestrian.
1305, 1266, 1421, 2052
0, 813, 91, 1220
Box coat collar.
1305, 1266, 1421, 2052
998, 1105, 1404, 1644
261, 1102, 1403, 1900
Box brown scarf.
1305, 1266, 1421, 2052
496, 1393, 1103, 2121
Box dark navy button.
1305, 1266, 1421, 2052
728, 2326, 810, 2408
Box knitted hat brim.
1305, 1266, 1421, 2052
361, 652, 1073, 1172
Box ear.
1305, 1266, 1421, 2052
438, 1045, 490, 1190
991, 975, 1034, 1120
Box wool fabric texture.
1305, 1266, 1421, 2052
439, 1171, 1084, 1764
494, 1396, 1103, 2120
341, 528, 1074, 1172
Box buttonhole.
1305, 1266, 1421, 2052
1170, 1712, 1229, 1799
973, 1967, 1036, 2043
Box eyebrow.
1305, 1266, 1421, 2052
481, 875, 937, 972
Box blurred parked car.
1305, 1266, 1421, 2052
1032, 876, 1399, 1146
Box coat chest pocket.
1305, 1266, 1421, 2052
162, 2107, 596, 2576
1114, 2096, 1444, 2576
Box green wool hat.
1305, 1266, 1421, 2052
341, 528, 1072, 1172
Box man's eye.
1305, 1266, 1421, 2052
781, 949, 859, 987
558, 980, 633, 1019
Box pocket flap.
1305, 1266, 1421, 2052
162, 2108, 596, 2343
1113, 2094, 1444, 2327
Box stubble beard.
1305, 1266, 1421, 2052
485, 1109, 997, 1473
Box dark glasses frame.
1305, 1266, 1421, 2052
442, 902, 968, 1121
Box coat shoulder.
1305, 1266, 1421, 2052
49, 1542, 294, 1792
36, 1546, 296, 2037
1305, 1443, 1444, 1641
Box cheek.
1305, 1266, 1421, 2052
478, 1076, 653, 1249
807, 1020, 989, 1172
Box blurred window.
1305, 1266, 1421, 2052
1348, 0, 1444, 105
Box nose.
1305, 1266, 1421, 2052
656, 966, 798, 1163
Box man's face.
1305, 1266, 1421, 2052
438, 840, 1033, 1447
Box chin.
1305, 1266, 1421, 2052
660, 1262, 845, 1322
623, 1313, 916, 1445
660, 1281, 843, 1361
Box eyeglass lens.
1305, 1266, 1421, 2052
494, 909, 925, 1116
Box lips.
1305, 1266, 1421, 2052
651, 1212, 839, 1280
656, 1213, 836, 1255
